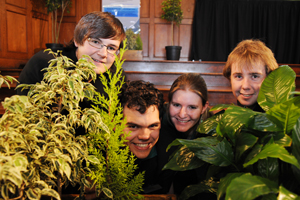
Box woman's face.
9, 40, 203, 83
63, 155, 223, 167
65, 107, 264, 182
75, 37, 121, 74
169, 89, 208, 133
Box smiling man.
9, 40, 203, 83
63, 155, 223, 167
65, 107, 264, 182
120, 80, 165, 193
223, 39, 279, 112
17, 11, 126, 98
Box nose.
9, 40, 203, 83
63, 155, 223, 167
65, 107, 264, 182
97, 46, 108, 58
138, 128, 151, 140
179, 107, 187, 118
241, 77, 251, 89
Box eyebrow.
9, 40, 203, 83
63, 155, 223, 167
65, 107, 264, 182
126, 122, 160, 128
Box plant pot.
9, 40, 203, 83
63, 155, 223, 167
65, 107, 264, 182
45, 43, 64, 52
165, 46, 182, 60
123, 50, 143, 60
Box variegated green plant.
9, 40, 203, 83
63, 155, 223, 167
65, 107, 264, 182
164, 65, 300, 200
0, 50, 105, 200
87, 40, 144, 200
0, 72, 17, 89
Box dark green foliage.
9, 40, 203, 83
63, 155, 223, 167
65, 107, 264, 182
87, 43, 144, 200
161, 0, 183, 26
164, 65, 300, 200
125, 29, 143, 50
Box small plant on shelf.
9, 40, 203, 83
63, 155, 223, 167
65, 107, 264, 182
160, 0, 183, 46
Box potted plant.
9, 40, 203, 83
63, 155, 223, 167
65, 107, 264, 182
45, 0, 72, 50
123, 29, 143, 60
163, 65, 300, 199
0, 50, 105, 199
160, 0, 183, 60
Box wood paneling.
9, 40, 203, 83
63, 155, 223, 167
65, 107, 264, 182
6, 0, 26, 8
32, 17, 49, 50
7, 11, 27, 52
59, 22, 76, 45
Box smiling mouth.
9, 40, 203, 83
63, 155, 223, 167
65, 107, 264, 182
92, 58, 103, 63
241, 94, 253, 97
135, 143, 149, 147
177, 118, 190, 123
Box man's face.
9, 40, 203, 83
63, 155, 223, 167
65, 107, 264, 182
75, 38, 120, 74
230, 62, 267, 107
123, 105, 161, 159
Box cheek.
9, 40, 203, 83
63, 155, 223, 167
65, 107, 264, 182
189, 110, 202, 121
124, 128, 136, 141
169, 106, 178, 117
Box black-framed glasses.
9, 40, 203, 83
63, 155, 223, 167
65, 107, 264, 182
87, 38, 120, 56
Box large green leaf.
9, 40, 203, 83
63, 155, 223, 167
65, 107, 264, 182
244, 143, 300, 169
291, 117, 300, 183
163, 145, 205, 171
217, 173, 243, 200
179, 181, 216, 200
277, 185, 300, 200
166, 137, 235, 167
225, 173, 278, 200
197, 111, 224, 135
267, 96, 300, 135
258, 65, 296, 112
235, 132, 258, 161
257, 158, 279, 182
219, 106, 256, 143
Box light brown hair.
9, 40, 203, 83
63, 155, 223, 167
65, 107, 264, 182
223, 39, 278, 80
168, 73, 208, 106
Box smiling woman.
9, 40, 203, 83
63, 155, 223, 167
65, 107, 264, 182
155, 73, 215, 199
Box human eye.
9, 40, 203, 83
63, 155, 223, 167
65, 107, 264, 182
188, 105, 197, 110
127, 124, 138, 129
172, 102, 181, 107
149, 123, 160, 129
107, 46, 117, 51
251, 74, 260, 79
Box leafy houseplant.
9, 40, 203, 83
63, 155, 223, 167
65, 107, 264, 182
45, 0, 72, 47
164, 65, 300, 199
123, 29, 143, 60
86, 42, 144, 200
0, 50, 105, 199
160, 0, 183, 60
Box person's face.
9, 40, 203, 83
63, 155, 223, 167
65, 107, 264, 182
169, 89, 208, 133
75, 38, 121, 74
230, 62, 267, 107
123, 105, 161, 159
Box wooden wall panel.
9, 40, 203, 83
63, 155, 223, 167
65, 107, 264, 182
59, 22, 76, 45
179, 24, 192, 58
154, 24, 170, 59
32, 18, 49, 50
140, 23, 149, 57
7, 11, 27, 53
6, 0, 25, 8
140, 0, 149, 18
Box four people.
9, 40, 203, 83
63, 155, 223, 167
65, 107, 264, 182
16, 10, 281, 198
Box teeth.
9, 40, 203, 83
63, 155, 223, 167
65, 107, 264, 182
178, 119, 188, 123
244, 94, 251, 97
92, 58, 101, 62
135, 143, 148, 147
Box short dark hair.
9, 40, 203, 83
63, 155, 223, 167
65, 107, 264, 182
120, 80, 165, 119
74, 11, 126, 47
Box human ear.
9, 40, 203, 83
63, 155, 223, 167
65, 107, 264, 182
201, 101, 209, 115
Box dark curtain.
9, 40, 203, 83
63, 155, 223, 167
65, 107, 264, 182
190, 0, 300, 64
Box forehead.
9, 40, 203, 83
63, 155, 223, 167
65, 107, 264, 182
231, 62, 266, 74
172, 89, 203, 105
123, 105, 160, 125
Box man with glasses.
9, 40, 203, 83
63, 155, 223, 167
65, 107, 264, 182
17, 11, 126, 96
